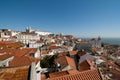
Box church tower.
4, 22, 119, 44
26, 27, 31, 33
97, 36, 101, 48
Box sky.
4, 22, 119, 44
0, 0, 120, 38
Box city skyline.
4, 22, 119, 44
0, 0, 120, 38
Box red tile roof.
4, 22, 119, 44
67, 69, 79, 74
92, 48, 101, 51
69, 51, 78, 55
49, 71, 69, 78
79, 41, 90, 44
78, 51, 87, 57
58, 52, 68, 56
55, 56, 76, 71
0, 41, 24, 49
49, 69, 79, 78
49, 69, 102, 80
0, 48, 39, 67
0, 53, 13, 61
0, 48, 14, 54
78, 59, 95, 71
41, 50, 49, 54
50, 46, 60, 50
0, 40, 15, 43
0, 66, 29, 80
0, 48, 37, 57
9, 56, 39, 67
41, 74, 47, 80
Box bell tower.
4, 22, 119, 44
26, 26, 31, 33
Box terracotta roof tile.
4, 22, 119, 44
0, 48, 37, 57
92, 48, 101, 51
69, 51, 78, 55
41, 74, 47, 80
78, 51, 87, 57
79, 41, 90, 44
0, 40, 15, 43
67, 69, 79, 74
50, 46, 60, 50
0, 66, 29, 80
0, 41, 24, 49
0, 48, 39, 67
49, 69, 102, 80
78, 59, 95, 71
41, 50, 49, 54
49, 69, 79, 79
58, 52, 68, 56
0, 48, 14, 54
9, 56, 39, 67
0, 53, 13, 61
55, 56, 76, 71
49, 71, 69, 78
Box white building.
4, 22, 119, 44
29, 41, 44, 48
35, 31, 51, 36
26, 27, 52, 36
16, 33, 40, 44
0, 29, 11, 38
9, 31, 20, 37
0, 53, 14, 67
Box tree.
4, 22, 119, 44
40, 54, 59, 68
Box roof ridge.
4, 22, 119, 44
64, 56, 73, 64
79, 59, 94, 66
